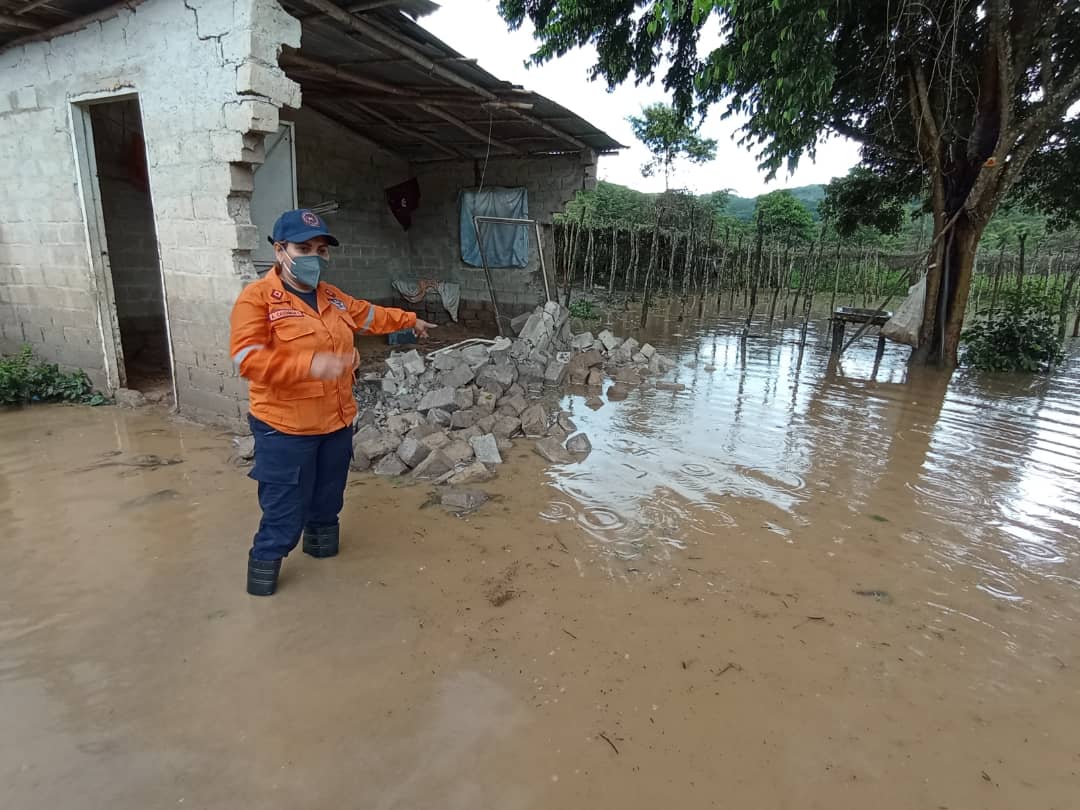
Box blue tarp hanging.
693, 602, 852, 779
459, 187, 529, 268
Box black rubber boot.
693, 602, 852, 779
247, 554, 281, 596
302, 524, 339, 559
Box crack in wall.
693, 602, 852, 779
182, 0, 226, 48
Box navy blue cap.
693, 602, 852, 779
268, 209, 339, 247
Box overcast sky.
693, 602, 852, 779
423, 0, 861, 198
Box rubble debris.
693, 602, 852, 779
440, 487, 490, 514
493, 415, 522, 439
400, 349, 426, 376
453, 387, 474, 411
568, 349, 603, 385
442, 440, 475, 465
347, 301, 677, 487
350, 448, 372, 472
566, 433, 593, 457
449, 409, 476, 429
418, 430, 451, 451
520, 403, 549, 437
354, 427, 397, 460
413, 450, 454, 480
498, 392, 529, 416
427, 408, 452, 428
439, 363, 475, 389
418, 387, 457, 413
374, 455, 408, 476
597, 330, 621, 352
386, 412, 423, 435
396, 437, 431, 468
544, 357, 569, 385
534, 436, 576, 464
470, 434, 503, 465
448, 462, 497, 485
655, 382, 686, 392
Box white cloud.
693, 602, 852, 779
422, 0, 861, 197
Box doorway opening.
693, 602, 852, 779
75, 95, 172, 401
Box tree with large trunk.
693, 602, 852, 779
499, 0, 1080, 365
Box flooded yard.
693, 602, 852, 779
3, 306, 1079, 809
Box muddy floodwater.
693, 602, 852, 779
3, 305, 1079, 809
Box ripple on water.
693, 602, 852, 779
539, 501, 576, 522
694, 500, 737, 530
578, 506, 627, 533
679, 462, 714, 478
1012, 542, 1066, 565
908, 473, 984, 510
977, 579, 1025, 602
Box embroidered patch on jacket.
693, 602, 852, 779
270, 289, 283, 300
328, 297, 346, 311
269, 308, 305, 321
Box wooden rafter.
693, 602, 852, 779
13, 0, 74, 16
3, 0, 145, 50
0, 11, 44, 29
301, 88, 535, 110
281, 51, 410, 96
345, 100, 469, 159
302, 101, 407, 160
284, 53, 536, 111
296, 0, 591, 152
414, 102, 521, 155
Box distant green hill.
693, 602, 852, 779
725, 184, 825, 222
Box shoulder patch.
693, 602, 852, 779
270, 289, 283, 300
328, 296, 347, 311
269, 308, 305, 321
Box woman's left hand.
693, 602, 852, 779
414, 319, 436, 339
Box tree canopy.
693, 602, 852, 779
627, 102, 718, 189
499, 0, 1080, 365
754, 190, 816, 244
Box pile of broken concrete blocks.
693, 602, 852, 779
350, 300, 678, 484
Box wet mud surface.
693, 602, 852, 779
3, 306, 1079, 809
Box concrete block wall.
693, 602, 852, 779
0, 0, 301, 426
407, 151, 597, 321
285, 107, 411, 302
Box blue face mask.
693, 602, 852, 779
286, 253, 327, 288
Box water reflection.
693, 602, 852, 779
542, 305, 1080, 607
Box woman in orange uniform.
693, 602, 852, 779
230, 209, 434, 596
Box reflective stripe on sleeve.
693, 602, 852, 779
358, 308, 376, 333
232, 344, 264, 368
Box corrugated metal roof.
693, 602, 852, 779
282, 1, 624, 161
1, 0, 624, 161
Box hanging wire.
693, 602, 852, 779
477, 108, 493, 193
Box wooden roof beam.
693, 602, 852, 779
281, 51, 412, 97
0, 11, 45, 29
302, 88, 534, 110
297, 0, 590, 151
3, 0, 145, 50
414, 102, 521, 155
345, 100, 470, 159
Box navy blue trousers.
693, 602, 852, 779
247, 414, 352, 561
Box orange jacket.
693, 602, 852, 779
230, 268, 417, 435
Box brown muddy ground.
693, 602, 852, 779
3, 307, 1079, 809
